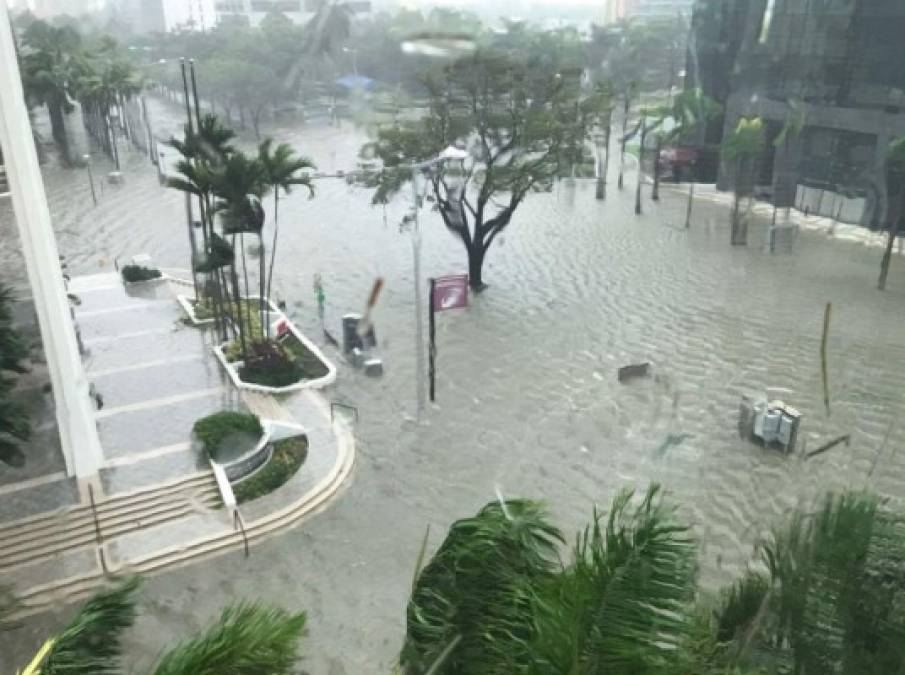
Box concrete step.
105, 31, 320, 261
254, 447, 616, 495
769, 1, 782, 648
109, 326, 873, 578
0, 473, 218, 571
8, 417, 354, 618
0, 472, 214, 537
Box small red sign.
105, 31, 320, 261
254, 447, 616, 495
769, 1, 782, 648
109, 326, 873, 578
276, 319, 290, 336
433, 275, 469, 312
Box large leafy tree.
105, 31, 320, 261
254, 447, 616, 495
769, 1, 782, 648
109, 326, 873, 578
365, 50, 588, 291
18, 576, 307, 674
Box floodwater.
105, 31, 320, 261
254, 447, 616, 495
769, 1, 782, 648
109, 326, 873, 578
2, 98, 905, 673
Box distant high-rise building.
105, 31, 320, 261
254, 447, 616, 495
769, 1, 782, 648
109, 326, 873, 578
215, 0, 370, 28
112, 0, 217, 32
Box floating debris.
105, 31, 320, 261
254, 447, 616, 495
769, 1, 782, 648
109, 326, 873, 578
806, 434, 850, 460
654, 433, 693, 458
618, 362, 651, 383
821, 302, 832, 416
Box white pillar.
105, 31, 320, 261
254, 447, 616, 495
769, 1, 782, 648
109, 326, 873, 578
0, 4, 104, 479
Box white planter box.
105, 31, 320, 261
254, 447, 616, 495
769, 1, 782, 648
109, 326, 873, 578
211, 300, 337, 393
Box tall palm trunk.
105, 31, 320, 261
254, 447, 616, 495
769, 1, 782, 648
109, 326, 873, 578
878, 222, 900, 291
685, 181, 695, 229
652, 135, 662, 201
618, 101, 629, 190
635, 121, 647, 216
265, 189, 280, 339
230, 236, 248, 361
47, 97, 71, 165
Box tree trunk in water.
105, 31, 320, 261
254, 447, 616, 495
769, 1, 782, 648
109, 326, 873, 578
468, 245, 486, 292
595, 142, 605, 200
259, 233, 267, 341
685, 181, 695, 228
731, 191, 746, 245
599, 124, 611, 201
635, 126, 645, 216
652, 137, 662, 201
878, 226, 897, 290
48, 100, 71, 166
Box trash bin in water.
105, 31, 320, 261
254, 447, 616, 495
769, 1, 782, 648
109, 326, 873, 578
342, 313, 377, 354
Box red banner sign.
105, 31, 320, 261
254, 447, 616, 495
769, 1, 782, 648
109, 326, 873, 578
432, 274, 469, 312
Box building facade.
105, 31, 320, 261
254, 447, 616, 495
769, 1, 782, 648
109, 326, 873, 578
606, 0, 695, 23
691, 0, 905, 225
113, 0, 217, 32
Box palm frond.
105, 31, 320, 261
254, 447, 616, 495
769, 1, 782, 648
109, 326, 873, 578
38, 576, 140, 675
151, 602, 306, 675
401, 499, 563, 674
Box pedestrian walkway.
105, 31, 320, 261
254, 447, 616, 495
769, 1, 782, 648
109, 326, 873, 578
0, 273, 354, 617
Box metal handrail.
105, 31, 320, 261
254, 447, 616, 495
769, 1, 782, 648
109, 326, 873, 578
87, 484, 108, 574
330, 401, 359, 423
233, 508, 250, 558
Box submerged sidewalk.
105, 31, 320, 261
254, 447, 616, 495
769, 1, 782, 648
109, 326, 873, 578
0, 273, 354, 616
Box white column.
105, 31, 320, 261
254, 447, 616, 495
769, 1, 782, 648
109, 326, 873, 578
0, 4, 104, 479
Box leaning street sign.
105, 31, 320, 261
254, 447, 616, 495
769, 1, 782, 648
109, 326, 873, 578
432, 274, 469, 312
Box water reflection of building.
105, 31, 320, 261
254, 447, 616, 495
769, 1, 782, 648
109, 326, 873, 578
691, 0, 905, 226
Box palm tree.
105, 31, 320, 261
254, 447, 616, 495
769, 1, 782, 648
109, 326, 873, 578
168, 114, 237, 337
402, 485, 698, 674
19, 21, 82, 165
212, 151, 269, 344
19, 576, 307, 674
714, 491, 905, 673
303, 1, 353, 58
257, 139, 316, 333
723, 117, 766, 246
0, 282, 30, 468
667, 89, 722, 229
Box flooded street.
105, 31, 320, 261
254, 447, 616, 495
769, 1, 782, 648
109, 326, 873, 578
3, 99, 905, 673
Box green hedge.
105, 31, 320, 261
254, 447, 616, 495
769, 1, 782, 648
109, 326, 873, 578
234, 436, 308, 504
193, 411, 262, 462
121, 265, 161, 283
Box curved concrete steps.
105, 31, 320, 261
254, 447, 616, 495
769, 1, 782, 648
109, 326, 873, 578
0, 473, 218, 573
10, 420, 355, 617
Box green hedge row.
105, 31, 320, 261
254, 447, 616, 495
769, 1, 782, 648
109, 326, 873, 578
193, 411, 262, 463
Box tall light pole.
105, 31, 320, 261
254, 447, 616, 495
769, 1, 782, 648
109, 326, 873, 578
409, 145, 469, 421
342, 46, 359, 78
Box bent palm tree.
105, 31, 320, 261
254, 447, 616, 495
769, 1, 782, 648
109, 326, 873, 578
402, 485, 698, 674
20, 21, 82, 165
22, 576, 307, 674
257, 139, 316, 328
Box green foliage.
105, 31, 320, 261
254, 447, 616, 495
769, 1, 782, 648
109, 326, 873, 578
723, 117, 766, 162
239, 341, 306, 388
193, 411, 262, 462
193, 232, 235, 274
0, 283, 30, 468
39, 576, 140, 674
120, 265, 161, 283
714, 572, 769, 644
151, 602, 307, 675
401, 499, 564, 674
233, 436, 308, 504
365, 49, 589, 288
525, 485, 697, 674
747, 491, 905, 674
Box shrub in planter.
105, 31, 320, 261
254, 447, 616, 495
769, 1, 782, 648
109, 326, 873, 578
234, 436, 308, 504
121, 265, 162, 283
238, 340, 305, 387
193, 411, 262, 462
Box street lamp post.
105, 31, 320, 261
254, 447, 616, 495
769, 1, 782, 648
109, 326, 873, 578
342, 47, 359, 78
83, 154, 97, 206
409, 145, 469, 421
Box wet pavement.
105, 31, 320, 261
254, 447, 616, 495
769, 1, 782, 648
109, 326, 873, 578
1, 98, 905, 673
